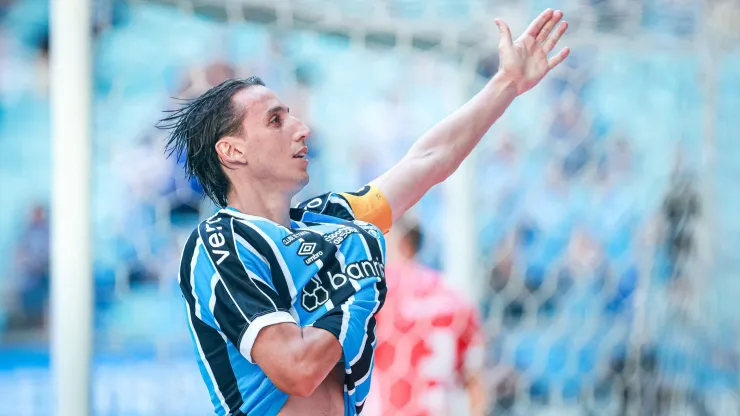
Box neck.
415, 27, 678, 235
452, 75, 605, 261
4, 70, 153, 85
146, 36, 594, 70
226, 177, 294, 228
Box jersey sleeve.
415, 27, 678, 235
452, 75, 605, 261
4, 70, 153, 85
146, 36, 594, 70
196, 217, 296, 364
295, 184, 393, 234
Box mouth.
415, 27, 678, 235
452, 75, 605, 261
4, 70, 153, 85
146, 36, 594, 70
292, 146, 308, 159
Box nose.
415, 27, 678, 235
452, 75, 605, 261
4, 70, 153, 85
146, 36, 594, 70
293, 118, 311, 143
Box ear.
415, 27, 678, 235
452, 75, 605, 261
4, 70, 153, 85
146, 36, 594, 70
215, 137, 247, 165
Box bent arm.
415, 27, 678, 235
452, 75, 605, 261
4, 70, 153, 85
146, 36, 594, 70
252, 323, 342, 397
371, 74, 517, 222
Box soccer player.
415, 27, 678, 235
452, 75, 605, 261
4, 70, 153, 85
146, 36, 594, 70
366, 216, 486, 416
161, 10, 569, 416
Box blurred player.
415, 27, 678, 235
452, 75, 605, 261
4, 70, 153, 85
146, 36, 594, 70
366, 216, 486, 416
161, 9, 569, 416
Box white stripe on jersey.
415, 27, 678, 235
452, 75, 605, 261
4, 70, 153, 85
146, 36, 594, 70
334, 250, 361, 292
188, 239, 230, 414
236, 233, 269, 266
353, 354, 375, 386
208, 271, 220, 325
236, 219, 299, 300
233, 236, 274, 290
358, 235, 372, 260
185, 301, 231, 414
339, 295, 355, 346
349, 280, 381, 367
344, 222, 382, 397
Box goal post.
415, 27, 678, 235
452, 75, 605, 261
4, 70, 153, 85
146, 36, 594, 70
50, 0, 94, 414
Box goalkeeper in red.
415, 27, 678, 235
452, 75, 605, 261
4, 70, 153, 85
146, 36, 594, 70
162, 10, 569, 416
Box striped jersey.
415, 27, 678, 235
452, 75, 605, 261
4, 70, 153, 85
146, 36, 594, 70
178, 185, 393, 416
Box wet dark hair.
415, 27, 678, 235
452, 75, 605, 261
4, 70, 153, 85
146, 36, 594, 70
159, 76, 266, 207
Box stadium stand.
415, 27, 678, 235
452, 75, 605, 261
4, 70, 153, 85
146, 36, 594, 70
1, 0, 739, 414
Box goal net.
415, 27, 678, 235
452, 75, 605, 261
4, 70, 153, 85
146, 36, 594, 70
1, 0, 740, 415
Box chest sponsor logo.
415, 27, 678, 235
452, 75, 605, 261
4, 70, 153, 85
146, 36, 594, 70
300, 259, 385, 311
301, 277, 329, 312
324, 259, 385, 290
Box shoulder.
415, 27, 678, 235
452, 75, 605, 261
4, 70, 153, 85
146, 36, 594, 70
292, 192, 356, 222
292, 185, 392, 233
194, 210, 287, 261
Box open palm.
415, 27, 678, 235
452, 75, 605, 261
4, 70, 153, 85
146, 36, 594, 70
496, 9, 570, 96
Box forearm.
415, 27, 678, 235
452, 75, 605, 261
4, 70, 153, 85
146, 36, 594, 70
373, 74, 517, 221
409, 73, 517, 181
252, 323, 342, 396
292, 326, 343, 384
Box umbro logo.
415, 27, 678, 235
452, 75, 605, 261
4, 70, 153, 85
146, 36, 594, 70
298, 242, 316, 256
298, 242, 323, 265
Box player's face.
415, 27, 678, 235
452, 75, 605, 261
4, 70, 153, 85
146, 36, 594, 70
235, 85, 311, 192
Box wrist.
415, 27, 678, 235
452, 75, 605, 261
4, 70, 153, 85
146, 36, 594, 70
489, 72, 519, 99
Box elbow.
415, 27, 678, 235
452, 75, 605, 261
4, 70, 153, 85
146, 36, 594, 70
283, 375, 318, 398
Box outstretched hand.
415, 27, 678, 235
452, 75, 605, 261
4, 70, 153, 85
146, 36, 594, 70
495, 9, 570, 96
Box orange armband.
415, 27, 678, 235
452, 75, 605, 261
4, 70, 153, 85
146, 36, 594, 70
339, 185, 392, 234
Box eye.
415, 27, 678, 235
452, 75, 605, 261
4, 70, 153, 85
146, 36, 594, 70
270, 115, 281, 126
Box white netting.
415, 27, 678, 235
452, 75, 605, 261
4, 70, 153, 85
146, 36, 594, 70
1, 0, 740, 415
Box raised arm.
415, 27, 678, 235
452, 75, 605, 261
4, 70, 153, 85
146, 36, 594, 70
371, 9, 570, 222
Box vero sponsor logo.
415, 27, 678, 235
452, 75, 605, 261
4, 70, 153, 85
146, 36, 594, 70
204, 216, 229, 265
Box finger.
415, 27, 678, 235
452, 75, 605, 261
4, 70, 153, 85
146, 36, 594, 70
543, 21, 569, 53
548, 47, 571, 70
536, 10, 563, 44
525, 8, 554, 39
495, 18, 513, 47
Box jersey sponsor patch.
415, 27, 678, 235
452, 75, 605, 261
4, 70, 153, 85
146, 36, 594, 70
282, 230, 311, 246
298, 242, 316, 256
301, 276, 329, 312
300, 258, 385, 312
296, 241, 324, 266
323, 226, 357, 245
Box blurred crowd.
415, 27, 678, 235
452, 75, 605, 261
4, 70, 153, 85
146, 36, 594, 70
1, 0, 740, 413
